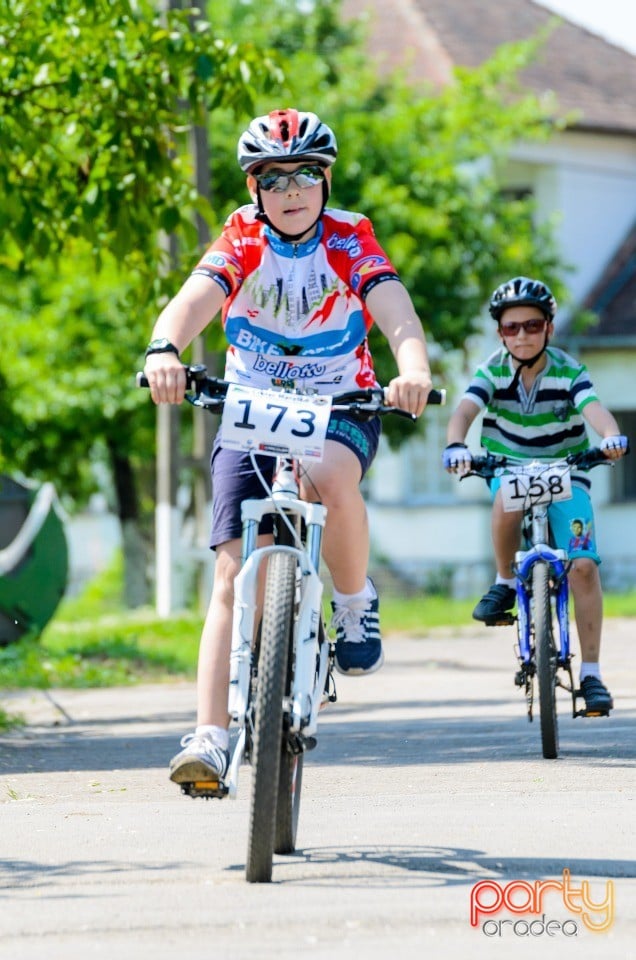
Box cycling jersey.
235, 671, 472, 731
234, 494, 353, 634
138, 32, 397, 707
191, 204, 401, 392
463, 345, 599, 488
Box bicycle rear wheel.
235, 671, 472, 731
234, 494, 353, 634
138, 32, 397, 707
274, 742, 303, 855
275, 595, 329, 853
274, 592, 305, 855
533, 562, 559, 759
245, 550, 296, 883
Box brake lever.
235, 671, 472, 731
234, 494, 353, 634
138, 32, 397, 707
380, 405, 417, 422
186, 392, 225, 413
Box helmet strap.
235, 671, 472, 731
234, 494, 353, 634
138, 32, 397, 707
254, 180, 328, 243
504, 329, 549, 397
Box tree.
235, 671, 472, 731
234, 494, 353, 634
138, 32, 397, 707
1, 0, 282, 270
1, 0, 569, 606
0, 0, 282, 604
202, 0, 567, 434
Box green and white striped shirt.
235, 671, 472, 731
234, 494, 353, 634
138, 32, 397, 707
463, 346, 598, 484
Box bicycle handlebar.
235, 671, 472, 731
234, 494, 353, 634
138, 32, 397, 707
136, 364, 445, 420
461, 447, 616, 482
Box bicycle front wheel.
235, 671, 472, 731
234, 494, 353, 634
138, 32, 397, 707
533, 562, 559, 759
245, 550, 296, 883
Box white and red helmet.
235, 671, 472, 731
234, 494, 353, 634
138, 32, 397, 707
237, 109, 338, 174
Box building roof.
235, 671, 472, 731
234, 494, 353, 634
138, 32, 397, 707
342, 0, 636, 135
575, 224, 636, 342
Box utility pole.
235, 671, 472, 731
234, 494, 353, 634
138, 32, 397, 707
190, 116, 218, 613
155, 401, 181, 616
155, 0, 216, 616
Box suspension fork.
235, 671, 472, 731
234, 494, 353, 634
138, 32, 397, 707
514, 548, 571, 666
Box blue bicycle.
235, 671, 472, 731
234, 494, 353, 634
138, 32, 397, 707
464, 448, 613, 759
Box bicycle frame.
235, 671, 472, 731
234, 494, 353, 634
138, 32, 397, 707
514, 503, 572, 676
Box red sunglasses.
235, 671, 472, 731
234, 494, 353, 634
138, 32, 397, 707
499, 317, 547, 337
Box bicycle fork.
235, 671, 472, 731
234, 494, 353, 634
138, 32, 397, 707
226, 496, 329, 797
513, 547, 576, 720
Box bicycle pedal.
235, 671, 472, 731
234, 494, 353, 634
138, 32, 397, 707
574, 688, 612, 718
482, 613, 516, 627
303, 736, 318, 751
180, 780, 229, 800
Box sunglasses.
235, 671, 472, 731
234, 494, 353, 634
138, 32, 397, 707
499, 317, 547, 337
255, 165, 326, 193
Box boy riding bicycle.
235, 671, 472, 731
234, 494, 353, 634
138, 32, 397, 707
144, 109, 433, 788
443, 276, 628, 715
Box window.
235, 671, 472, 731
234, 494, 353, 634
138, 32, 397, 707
499, 186, 533, 202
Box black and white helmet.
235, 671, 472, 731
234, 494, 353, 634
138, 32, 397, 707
237, 109, 338, 174
489, 276, 557, 322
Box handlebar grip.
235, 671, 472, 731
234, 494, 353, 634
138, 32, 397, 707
380, 387, 446, 406
135, 367, 221, 390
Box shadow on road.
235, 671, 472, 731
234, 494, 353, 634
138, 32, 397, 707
0, 701, 634, 775
0, 856, 192, 889
315, 710, 636, 767
225, 844, 636, 886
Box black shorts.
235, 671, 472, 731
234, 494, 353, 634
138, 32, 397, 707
209, 412, 381, 549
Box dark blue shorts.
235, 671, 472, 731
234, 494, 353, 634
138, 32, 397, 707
209, 412, 381, 549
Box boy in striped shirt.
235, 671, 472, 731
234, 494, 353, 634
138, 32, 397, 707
443, 277, 628, 714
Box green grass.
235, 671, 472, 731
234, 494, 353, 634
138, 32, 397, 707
0, 554, 202, 694
603, 592, 636, 618
2, 552, 635, 708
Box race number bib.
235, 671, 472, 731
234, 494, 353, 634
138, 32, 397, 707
220, 384, 332, 461
499, 463, 573, 513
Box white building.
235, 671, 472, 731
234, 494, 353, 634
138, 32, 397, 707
344, 0, 636, 594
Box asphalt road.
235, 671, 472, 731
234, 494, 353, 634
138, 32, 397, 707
1, 620, 634, 960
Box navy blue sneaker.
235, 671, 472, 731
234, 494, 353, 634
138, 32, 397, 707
473, 583, 516, 623
579, 676, 613, 715
330, 584, 384, 676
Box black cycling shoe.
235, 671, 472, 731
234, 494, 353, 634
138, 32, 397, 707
472, 584, 516, 623
579, 676, 613, 715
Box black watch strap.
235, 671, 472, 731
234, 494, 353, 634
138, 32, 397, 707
145, 338, 180, 359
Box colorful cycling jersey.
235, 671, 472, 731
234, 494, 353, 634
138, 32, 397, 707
191, 204, 401, 392
462, 345, 598, 488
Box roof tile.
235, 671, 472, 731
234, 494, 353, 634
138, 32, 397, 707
342, 0, 636, 133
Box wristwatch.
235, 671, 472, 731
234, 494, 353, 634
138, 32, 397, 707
145, 338, 180, 359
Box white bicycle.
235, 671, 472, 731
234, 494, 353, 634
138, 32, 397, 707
139, 364, 444, 881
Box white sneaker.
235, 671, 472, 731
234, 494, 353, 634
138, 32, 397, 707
168, 732, 229, 784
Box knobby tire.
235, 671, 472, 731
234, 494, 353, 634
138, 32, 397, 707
533, 562, 559, 759
274, 742, 303, 855
245, 550, 296, 883
274, 575, 304, 853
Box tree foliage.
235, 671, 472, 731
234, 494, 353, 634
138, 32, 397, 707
1, 0, 282, 273
0, 0, 282, 491
203, 1, 567, 406
0, 249, 153, 502
1, 0, 571, 589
